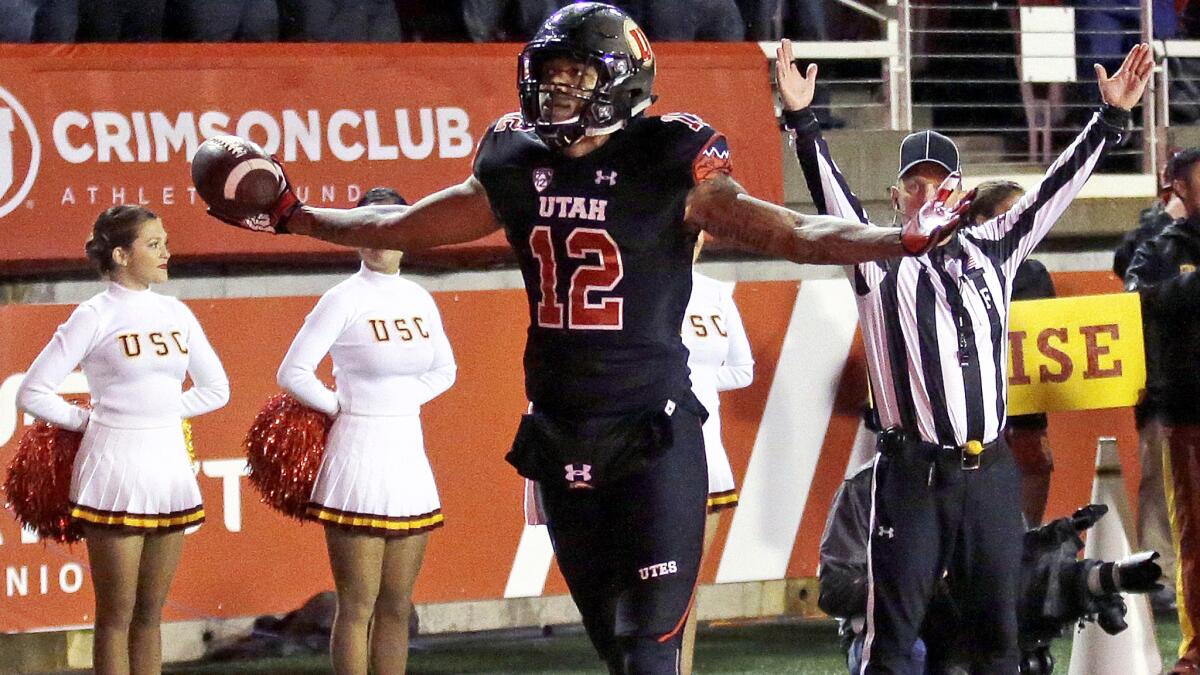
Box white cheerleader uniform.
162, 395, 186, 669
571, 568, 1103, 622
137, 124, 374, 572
683, 272, 754, 512
277, 265, 456, 537
17, 283, 229, 532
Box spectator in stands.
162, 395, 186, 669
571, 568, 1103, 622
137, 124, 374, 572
0, 0, 37, 41
32, 0, 77, 41
77, 0, 165, 41
1126, 147, 1200, 673
736, 0, 776, 39
278, 0, 400, 42
640, 0, 746, 41
168, 0, 279, 42
1117, 157, 1186, 616
1167, 1, 1200, 123
1075, 0, 1178, 96
462, 0, 563, 42
782, 0, 829, 41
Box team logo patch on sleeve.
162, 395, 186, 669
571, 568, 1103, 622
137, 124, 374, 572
693, 134, 732, 184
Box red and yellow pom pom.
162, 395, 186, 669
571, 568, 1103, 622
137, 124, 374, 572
3, 418, 86, 544
244, 393, 332, 521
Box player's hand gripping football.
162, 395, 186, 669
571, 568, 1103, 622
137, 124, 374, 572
1096, 42, 1154, 111
901, 173, 974, 256
191, 135, 303, 234
210, 157, 300, 234
775, 39, 817, 112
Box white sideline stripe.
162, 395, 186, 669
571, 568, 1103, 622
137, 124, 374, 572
714, 280, 859, 583
222, 158, 277, 200
758, 40, 897, 60
965, 173, 1156, 199
503, 524, 555, 599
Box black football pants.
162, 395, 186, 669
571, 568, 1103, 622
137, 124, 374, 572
861, 437, 1023, 675
542, 406, 708, 675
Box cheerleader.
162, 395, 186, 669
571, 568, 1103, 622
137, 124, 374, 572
276, 187, 456, 675
679, 233, 755, 675
16, 205, 229, 675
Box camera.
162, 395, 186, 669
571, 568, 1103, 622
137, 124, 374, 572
1017, 505, 1163, 675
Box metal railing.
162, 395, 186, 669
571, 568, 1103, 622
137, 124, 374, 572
900, 0, 1151, 172
766, 0, 1177, 178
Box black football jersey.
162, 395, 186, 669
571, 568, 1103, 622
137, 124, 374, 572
473, 112, 732, 416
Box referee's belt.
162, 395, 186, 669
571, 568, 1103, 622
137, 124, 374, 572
878, 428, 1001, 471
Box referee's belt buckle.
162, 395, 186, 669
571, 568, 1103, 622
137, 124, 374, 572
961, 440, 984, 471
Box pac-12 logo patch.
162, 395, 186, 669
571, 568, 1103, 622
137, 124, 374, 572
0, 85, 40, 218
533, 167, 553, 193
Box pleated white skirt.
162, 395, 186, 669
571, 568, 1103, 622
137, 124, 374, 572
70, 420, 204, 532
306, 413, 443, 537
703, 416, 738, 512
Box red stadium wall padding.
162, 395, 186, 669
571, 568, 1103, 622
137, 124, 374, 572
0, 272, 1141, 632
0, 42, 781, 275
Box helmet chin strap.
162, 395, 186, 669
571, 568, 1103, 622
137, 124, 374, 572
585, 120, 625, 137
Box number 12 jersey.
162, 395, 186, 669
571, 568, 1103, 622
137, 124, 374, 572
473, 112, 732, 417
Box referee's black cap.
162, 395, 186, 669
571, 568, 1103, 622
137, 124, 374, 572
898, 130, 960, 180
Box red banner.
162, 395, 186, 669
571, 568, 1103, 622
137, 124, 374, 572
0, 43, 782, 274
0, 271, 1143, 632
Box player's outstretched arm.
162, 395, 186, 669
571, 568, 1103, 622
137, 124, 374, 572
287, 176, 502, 250
685, 174, 960, 263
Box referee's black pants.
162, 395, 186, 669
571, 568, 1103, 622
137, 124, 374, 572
861, 435, 1023, 675
541, 406, 708, 675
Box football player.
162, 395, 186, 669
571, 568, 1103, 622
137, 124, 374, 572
197, 4, 958, 672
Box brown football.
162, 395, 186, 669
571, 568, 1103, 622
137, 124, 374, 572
191, 135, 284, 219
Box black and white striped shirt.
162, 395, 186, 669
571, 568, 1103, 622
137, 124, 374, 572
789, 107, 1128, 447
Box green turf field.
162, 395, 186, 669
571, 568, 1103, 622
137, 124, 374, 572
160, 614, 1184, 675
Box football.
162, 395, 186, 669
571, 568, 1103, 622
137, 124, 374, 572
191, 135, 284, 219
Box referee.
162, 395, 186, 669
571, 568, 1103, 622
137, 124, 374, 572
777, 40, 1152, 673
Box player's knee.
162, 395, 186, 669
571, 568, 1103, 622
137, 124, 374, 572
619, 635, 681, 675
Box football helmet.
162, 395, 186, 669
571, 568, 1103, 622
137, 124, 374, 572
518, 2, 656, 150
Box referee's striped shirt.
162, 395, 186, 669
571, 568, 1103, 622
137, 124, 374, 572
788, 106, 1129, 447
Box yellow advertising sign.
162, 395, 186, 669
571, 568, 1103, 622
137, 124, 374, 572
1006, 292, 1145, 415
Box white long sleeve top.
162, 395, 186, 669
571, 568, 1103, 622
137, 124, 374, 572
17, 283, 230, 431
683, 272, 755, 421
277, 265, 457, 417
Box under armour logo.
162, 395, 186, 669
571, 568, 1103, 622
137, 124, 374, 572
877, 525, 895, 539
594, 170, 618, 186
565, 463, 593, 488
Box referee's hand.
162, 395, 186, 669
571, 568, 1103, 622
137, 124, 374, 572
1096, 42, 1154, 111
901, 173, 974, 256
775, 39, 817, 112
